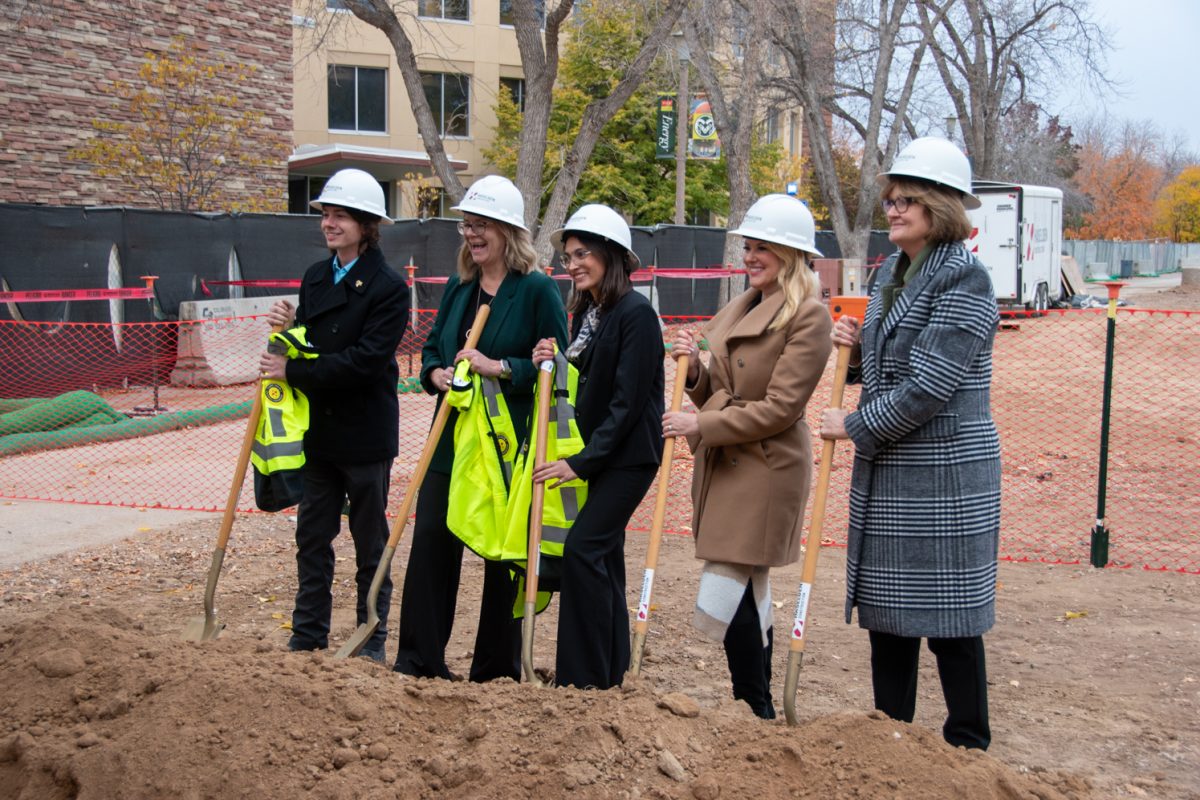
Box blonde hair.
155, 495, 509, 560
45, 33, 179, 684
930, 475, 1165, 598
763, 240, 821, 332
882, 178, 973, 243
456, 220, 539, 281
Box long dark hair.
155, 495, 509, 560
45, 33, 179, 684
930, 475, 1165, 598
564, 231, 636, 315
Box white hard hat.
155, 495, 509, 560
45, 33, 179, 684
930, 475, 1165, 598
551, 203, 640, 268
877, 136, 981, 210
451, 175, 528, 231
729, 194, 823, 257
310, 168, 393, 224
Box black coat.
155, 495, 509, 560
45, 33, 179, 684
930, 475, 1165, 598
285, 246, 410, 463
566, 290, 665, 480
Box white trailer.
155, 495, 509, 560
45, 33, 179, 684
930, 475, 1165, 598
966, 181, 1063, 311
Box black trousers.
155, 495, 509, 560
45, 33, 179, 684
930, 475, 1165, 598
392, 471, 521, 682
290, 457, 392, 656
868, 630, 991, 750
724, 581, 775, 719
556, 465, 656, 690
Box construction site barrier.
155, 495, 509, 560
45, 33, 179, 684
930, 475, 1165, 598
0, 299, 1196, 574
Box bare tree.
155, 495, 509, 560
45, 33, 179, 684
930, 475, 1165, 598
680, 0, 770, 280
332, 0, 685, 256
914, 0, 1110, 179
769, 0, 929, 260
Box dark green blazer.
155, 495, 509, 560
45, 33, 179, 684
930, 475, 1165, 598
421, 269, 568, 475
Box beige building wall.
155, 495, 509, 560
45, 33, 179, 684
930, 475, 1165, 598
291, 1, 526, 218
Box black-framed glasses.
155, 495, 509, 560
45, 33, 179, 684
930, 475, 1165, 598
563, 247, 592, 264
457, 220, 491, 235
881, 196, 918, 213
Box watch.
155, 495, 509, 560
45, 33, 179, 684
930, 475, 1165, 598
498, 359, 512, 380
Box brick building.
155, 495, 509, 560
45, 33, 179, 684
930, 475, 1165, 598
0, 1, 292, 209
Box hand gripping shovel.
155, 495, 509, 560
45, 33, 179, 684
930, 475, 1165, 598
628, 354, 689, 676
520, 356, 555, 684
335, 304, 491, 659
782, 296, 865, 725
183, 324, 284, 642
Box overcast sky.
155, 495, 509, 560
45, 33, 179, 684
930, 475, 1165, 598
1052, 0, 1200, 154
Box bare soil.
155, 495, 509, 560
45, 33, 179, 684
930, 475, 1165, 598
0, 510, 1197, 800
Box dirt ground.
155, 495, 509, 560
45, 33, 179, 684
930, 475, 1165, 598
0, 508, 1197, 800
0, 277, 1196, 799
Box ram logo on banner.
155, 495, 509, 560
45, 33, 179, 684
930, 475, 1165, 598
688, 96, 720, 160
656, 94, 677, 160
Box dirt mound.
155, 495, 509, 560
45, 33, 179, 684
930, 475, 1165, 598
0, 606, 1093, 800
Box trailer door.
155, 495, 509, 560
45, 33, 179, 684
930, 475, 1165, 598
967, 190, 1020, 301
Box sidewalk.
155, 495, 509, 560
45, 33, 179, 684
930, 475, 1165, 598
0, 500, 215, 569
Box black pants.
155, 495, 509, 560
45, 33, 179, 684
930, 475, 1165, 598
556, 465, 656, 690
290, 457, 392, 656
724, 581, 775, 719
392, 471, 521, 682
868, 630, 991, 750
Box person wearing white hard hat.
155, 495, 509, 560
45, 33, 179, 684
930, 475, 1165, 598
392, 175, 568, 682
661, 194, 832, 718
258, 167, 409, 663
819, 136, 1000, 750
530, 203, 664, 689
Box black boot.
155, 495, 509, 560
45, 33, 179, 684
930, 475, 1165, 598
723, 585, 776, 720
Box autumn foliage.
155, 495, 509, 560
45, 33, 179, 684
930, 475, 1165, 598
1154, 166, 1200, 244
1066, 144, 1162, 240
69, 38, 287, 213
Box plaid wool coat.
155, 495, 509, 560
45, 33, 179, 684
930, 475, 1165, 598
842, 241, 1001, 638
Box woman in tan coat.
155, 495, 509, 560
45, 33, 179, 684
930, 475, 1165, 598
664, 194, 831, 718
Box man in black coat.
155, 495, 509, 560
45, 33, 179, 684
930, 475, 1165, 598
260, 169, 410, 662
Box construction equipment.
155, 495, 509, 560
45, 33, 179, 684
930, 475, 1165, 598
628, 354, 689, 676
520, 357, 555, 684
334, 304, 491, 658
182, 323, 283, 642
782, 295, 865, 725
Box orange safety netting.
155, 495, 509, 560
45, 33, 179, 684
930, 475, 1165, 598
0, 305, 1196, 574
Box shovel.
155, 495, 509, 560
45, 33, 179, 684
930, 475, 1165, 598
334, 304, 491, 659
628, 354, 689, 676
520, 356, 555, 684
182, 324, 283, 642
782, 295, 865, 726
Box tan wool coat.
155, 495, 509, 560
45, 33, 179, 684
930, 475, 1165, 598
687, 289, 832, 567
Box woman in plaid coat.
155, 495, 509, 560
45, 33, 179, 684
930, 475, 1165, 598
821, 137, 1000, 750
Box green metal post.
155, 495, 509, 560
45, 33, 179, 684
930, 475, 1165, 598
1090, 281, 1124, 568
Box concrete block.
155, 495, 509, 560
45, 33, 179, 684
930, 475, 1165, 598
170, 295, 297, 387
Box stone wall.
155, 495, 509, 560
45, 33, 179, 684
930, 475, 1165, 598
0, 1, 292, 209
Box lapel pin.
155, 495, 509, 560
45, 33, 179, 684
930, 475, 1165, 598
354, 280, 363, 288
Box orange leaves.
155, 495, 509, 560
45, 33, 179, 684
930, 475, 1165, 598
1067, 145, 1163, 240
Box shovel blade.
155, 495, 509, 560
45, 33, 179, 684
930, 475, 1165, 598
334, 621, 378, 659
181, 613, 224, 642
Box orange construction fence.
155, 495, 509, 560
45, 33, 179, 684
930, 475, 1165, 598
0, 299, 1197, 574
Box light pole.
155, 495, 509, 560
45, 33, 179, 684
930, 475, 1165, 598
674, 31, 689, 225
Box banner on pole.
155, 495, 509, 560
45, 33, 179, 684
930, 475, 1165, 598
656, 94, 677, 160
688, 95, 720, 160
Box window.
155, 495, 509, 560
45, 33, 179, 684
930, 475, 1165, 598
501, 77, 525, 111
328, 66, 387, 133
419, 0, 468, 21
499, 0, 545, 27
421, 72, 470, 137
764, 109, 780, 144
326, 0, 349, 11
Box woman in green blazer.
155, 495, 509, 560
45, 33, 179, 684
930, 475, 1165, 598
393, 177, 568, 682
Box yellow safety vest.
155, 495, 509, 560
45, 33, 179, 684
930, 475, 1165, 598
251, 327, 317, 512
502, 349, 587, 560
446, 359, 520, 559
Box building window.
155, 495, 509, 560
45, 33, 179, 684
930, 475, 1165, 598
501, 77, 525, 111
326, 0, 349, 11
419, 0, 468, 21
328, 65, 387, 133
764, 109, 780, 144
499, 0, 545, 27
421, 72, 470, 137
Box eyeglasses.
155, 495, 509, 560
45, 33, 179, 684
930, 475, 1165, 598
881, 196, 918, 213
457, 220, 491, 235
563, 248, 593, 264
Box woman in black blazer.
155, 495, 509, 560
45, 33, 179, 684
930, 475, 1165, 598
532, 204, 664, 689
392, 176, 568, 682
